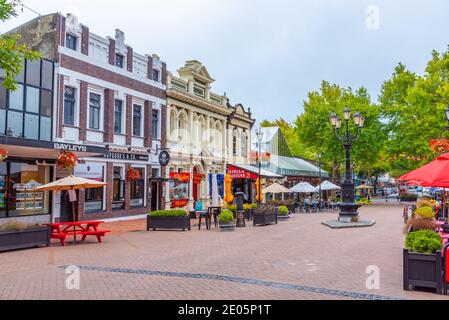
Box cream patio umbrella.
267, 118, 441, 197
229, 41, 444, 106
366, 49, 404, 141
263, 183, 291, 201
290, 182, 317, 193
35, 175, 106, 242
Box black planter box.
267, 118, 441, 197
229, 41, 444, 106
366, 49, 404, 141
147, 216, 191, 231
253, 212, 278, 226
278, 215, 290, 221
0, 227, 50, 252
400, 197, 418, 203
244, 209, 253, 221
403, 249, 443, 294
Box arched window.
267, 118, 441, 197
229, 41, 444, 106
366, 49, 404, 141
241, 131, 248, 157
198, 116, 206, 145
233, 130, 238, 156
178, 112, 187, 142
215, 122, 223, 156
169, 109, 177, 141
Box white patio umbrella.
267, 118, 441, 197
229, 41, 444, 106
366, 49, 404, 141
263, 183, 291, 201
317, 181, 341, 191
290, 182, 317, 193
211, 174, 220, 207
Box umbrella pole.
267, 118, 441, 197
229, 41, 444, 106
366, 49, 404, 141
71, 188, 77, 245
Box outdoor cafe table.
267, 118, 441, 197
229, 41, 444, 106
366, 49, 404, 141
46, 221, 110, 246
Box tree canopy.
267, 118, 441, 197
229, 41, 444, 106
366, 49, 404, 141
0, 0, 40, 90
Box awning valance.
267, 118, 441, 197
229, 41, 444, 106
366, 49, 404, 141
228, 164, 283, 179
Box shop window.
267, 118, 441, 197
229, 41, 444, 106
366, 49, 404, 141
133, 105, 142, 136
24, 113, 39, 140
7, 111, 23, 137
41, 60, 53, 90
114, 100, 123, 134
9, 84, 24, 111
130, 167, 145, 207
6, 162, 50, 218
40, 90, 52, 117
85, 188, 103, 213
89, 93, 101, 130
64, 87, 76, 126
26, 60, 41, 87
0, 163, 6, 218
26, 86, 40, 113
112, 167, 125, 210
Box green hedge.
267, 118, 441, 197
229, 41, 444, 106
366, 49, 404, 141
405, 230, 442, 254
278, 206, 289, 216
149, 210, 188, 217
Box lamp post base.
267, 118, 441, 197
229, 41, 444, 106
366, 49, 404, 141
338, 202, 362, 223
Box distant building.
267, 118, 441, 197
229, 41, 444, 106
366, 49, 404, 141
251, 127, 328, 187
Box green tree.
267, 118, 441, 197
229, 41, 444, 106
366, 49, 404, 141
296, 81, 387, 181
380, 47, 449, 177
0, 0, 40, 90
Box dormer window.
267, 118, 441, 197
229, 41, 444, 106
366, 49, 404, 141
115, 54, 124, 68
66, 34, 77, 51
193, 84, 205, 98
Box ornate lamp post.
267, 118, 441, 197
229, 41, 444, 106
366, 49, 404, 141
445, 105, 449, 126
256, 127, 264, 207
318, 152, 322, 212
329, 107, 365, 223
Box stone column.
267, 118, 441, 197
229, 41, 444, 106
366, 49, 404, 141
188, 166, 194, 211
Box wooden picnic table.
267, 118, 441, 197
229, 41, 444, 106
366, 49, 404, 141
46, 221, 111, 246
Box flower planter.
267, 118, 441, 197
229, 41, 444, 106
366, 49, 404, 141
147, 216, 191, 231
244, 209, 253, 221
253, 212, 278, 226
219, 221, 236, 232
403, 249, 443, 294
277, 214, 290, 221
0, 226, 50, 252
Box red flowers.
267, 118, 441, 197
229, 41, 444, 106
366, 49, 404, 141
429, 139, 449, 154
127, 168, 141, 181
56, 151, 78, 169
0, 149, 8, 162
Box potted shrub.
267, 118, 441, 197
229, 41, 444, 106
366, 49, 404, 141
218, 209, 236, 231
147, 210, 191, 231
243, 204, 257, 221
0, 221, 50, 252
403, 230, 443, 294
277, 206, 290, 221
282, 199, 296, 213
253, 205, 278, 226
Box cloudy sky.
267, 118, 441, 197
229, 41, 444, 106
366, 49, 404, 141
2, 0, 449, 124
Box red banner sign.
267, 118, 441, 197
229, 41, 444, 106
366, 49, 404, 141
228, 165, 259, 180
171, 199, 189, 208
170, 172, 190, 183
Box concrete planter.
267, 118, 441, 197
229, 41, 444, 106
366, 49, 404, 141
219, 221, 236, 232
403, 249, 443, 294
253, 212, 278, 226
147, 216, 191, 231
277, 214, 290, 221
0, 226, 50, 252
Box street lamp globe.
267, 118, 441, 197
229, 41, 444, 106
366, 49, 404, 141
335, 117, 342, 129
353, 112, 363, 127
330, 113, 337, 128
256, 127, 264, 143
343, 107, 351, 121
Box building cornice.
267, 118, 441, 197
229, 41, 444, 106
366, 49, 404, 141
167, 88, 232, 116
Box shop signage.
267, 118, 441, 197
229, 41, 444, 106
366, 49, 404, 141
228, 165, 258, 180
74, 164, 104, 180
102, 152, 149, 162
53, 143, 88, 153
171, 199, 189, 208
170, 172, 190, 183
159, 151, 170, 167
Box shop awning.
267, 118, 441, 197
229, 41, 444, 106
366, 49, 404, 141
228, 164, 283, 179
268, 155, 329, 178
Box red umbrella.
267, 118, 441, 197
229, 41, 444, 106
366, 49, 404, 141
398, 153, 449, 220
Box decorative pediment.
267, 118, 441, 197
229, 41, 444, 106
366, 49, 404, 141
115, 29, 126, 52
178, 60, 215, 84
66, 13, 80, 33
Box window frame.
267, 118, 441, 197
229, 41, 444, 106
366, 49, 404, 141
152, 109, 159, 139
66, 33, 78, 51
88, 92, 102, 131
114, 99, 124, 134
132, 104, 143, 137
63, 86, 76, 126
115, 53, 125, 69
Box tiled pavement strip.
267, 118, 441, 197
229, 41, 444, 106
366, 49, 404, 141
1, 201, 449, 300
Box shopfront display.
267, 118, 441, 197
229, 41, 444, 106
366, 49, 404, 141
169, 172, 190, 208
130, 167, 145, 208
0, 161, 51, 218
74, 164, 104, 213
112, 166, 125, 210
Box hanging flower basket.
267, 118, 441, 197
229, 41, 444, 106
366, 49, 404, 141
56, 151, 78, 169
127, 168, 141, 181
429, 139, 449, 154
0, 149, 8, 162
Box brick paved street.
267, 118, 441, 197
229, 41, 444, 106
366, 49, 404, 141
0, 202, 448, 300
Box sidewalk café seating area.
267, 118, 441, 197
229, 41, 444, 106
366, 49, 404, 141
47, 221, 111, 246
